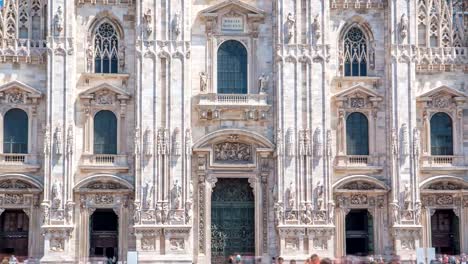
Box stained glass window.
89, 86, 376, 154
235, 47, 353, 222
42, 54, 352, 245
94, 22, 119, 74
3, 108, 28, 154
430, 112, 453, 155
94, 110, 117, 154
346, 112, 369, 155
344, 27, 367, 76
217, 40, 248, 94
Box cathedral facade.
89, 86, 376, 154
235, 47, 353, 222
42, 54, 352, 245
0, 0, 466, 263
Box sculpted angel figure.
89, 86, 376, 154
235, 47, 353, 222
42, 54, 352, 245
258, 73, 269, 94
199, 72, 207, 92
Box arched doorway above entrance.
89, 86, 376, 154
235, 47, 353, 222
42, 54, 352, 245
193, 129, 273, 263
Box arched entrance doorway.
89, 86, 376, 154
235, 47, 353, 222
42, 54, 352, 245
211, 178, 255, 263
431, 209, 460, 255
0, 210, 29, 261
345, 209, 374, 256
90, 209, 119, 260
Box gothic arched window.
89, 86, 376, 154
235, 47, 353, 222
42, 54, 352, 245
217, 40, 248, 94
94, 22, 119, 74
343, 27, 368, 77
346, 112, 369, 155
430, 112, 453, 155
94, 110, 117, 154
3, 108, 28, 154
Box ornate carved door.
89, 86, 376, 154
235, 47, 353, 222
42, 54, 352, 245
211, 178, 255, 263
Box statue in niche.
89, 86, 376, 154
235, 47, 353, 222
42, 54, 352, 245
133, 202, 141, 224
173, 12, 181, 37
142, 179, 154, 208
143, 9, 153, 37
199, 72, 207, 92
286, 13, 295, 42
302, 204, 312, 224
312, 14, 321, 40
403, 184, 411, 210
51, 180, 62, 208
287, 181, 295, 209
274, 202, 284, 224
391, 128, 398, 156
258, 73, 269, 94
185, 129, 192, 156
399, 13, 408, 41
328, 202, 335, 224
414, 201, 421, 224
134, 127, 140, 155
53, 6, 63, 36
171, 181, 182, 209
185, 200, 192, 224
155, 204, 162, 224
54, 126, 62, 155
316, 181, 324, 210
391, 202, 399, 224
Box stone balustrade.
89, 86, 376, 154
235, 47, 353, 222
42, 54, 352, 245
420, 155, 468, 170
79, 154, 129, 172
0, 154, 40, 172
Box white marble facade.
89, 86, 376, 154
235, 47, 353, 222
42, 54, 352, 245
0, 0, 466, 263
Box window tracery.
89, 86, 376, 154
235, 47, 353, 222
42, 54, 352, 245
343, 27, 368, 76
417, 0, 467, 47
0, 0, 45, 40
91, 22, 122, 74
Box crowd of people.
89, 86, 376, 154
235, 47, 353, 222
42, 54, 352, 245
270, 254, 468, 264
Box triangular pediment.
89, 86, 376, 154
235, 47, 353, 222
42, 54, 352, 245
200, 0, 265, 18
79, 83, 130, 100
334, 85, 381, 100
0, 80, 42, 98
417, 85, 466, 100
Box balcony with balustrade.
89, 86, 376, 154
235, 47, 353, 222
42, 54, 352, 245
79, 154, 129, 172
334, 155, 383, 172
420, 155, 468, 172
0, 154, 40, 173
196, 93, 271, 121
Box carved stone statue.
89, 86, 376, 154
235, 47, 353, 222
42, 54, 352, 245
391, 202, 399, 224
328, 202, 335, 224
199, 72, 207, 92
316, 181, 324, 210
286, 13, 295, 42
54, 126, 62, 155
274, 202, 284, 225
143, 180, 154, 208
51, 180, 62, 208
312, 14, 321, 40
258, 73, 269, 94
403, 184, 411, 210
172, 181, 182, 209
302, 204, 313, 224
288, 181, 295, 209
173, 12, 181, 37
53, 6, 64, 36
399, 13, 408, 41
414, 201, 421, 224
143, 9, 153, 37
